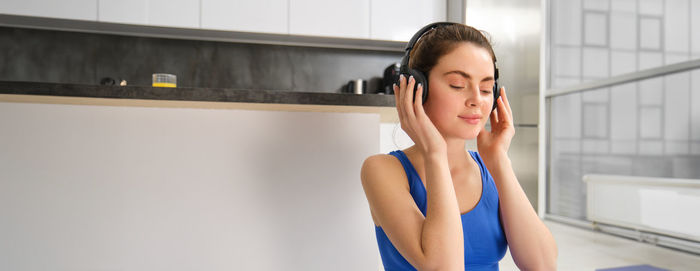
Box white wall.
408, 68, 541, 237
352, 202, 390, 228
379, 122, 411, 154
0, 101, 380, 270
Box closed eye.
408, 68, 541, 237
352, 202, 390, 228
450, 85, 465, 89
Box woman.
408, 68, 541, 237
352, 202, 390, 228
361, 23, 557, 270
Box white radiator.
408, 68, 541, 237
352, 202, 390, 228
584, 174, 700, 243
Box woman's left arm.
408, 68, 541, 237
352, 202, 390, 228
477, 87, 558, 271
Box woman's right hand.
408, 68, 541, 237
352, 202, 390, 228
394, 74, 447, 156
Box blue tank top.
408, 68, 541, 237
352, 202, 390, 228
375, 150, 508, 271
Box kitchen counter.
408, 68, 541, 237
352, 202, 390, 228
0, 81, 398, 122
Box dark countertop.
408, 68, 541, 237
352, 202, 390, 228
0, 81, 395, 107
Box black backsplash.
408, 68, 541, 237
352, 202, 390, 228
0, 27, 403, 93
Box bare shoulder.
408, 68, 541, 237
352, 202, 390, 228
361, 154, 399, 174
361, 154, 411, 226
360, 154, 406, 188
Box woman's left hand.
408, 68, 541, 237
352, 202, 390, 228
477, 87, 515, 160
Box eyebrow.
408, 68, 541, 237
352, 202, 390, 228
443, 70, 495, 82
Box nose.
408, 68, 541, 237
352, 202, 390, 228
464, 85, 480, 107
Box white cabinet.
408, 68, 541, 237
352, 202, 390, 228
1, 0, 447, 42
97, 0, 147, 25
289, 0, 370, 39
200, 0, 288, 34
147, 0, 198, 28
370, 0, 446, 41
0, 0, 97, 21
98, 0, 199, 28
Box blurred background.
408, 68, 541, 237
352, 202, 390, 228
1, 0, 699, 270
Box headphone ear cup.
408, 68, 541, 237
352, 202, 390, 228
491, 82, 500, 111
407, 69, 429, 104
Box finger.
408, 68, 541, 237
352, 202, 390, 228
496, 93, 511, 126
397, 75, 407, 118
501, 86, 513, 117
393, 83, 399, 104
397, 74, 414, 132
490, 107, 499, 129
394, 82, 401, 109
393, 83, 404, 122
397, 76, 412, 128
396, 75, 405, 103
496, 96, 505, 123
404, 75, 417, 122
399, 73, 407, 92
414, 82, 426, 115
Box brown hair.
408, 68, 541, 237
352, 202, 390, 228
408, 24, 496, 76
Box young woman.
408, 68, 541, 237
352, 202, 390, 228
361, 23, 557, 270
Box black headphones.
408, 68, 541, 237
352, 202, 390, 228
399, 22, 500, 111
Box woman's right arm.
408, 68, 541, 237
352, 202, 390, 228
360, 75, 464, 270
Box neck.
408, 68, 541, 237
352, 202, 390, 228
444, 137, 471, 172
403, 137, 473, 174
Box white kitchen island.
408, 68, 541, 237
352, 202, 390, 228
0, 88, 395, 270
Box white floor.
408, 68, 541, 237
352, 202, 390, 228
499, 220, 700, 271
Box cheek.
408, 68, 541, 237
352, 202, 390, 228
481, 105, 491, 122
425, 87, 456, 111
423, 100, 444, 123
424, 90, 455, 124
484, 95, 495, 112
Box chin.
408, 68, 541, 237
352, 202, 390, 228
446, 127, 481, 140
435, 119, 485, 140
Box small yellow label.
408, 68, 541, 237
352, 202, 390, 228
152, 82, 176, 88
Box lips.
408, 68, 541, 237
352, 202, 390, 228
458, 114, 482, 125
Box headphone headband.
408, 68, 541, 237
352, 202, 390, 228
400, 22, 455, 70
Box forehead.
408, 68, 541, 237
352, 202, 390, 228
433, 43, 494, 77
